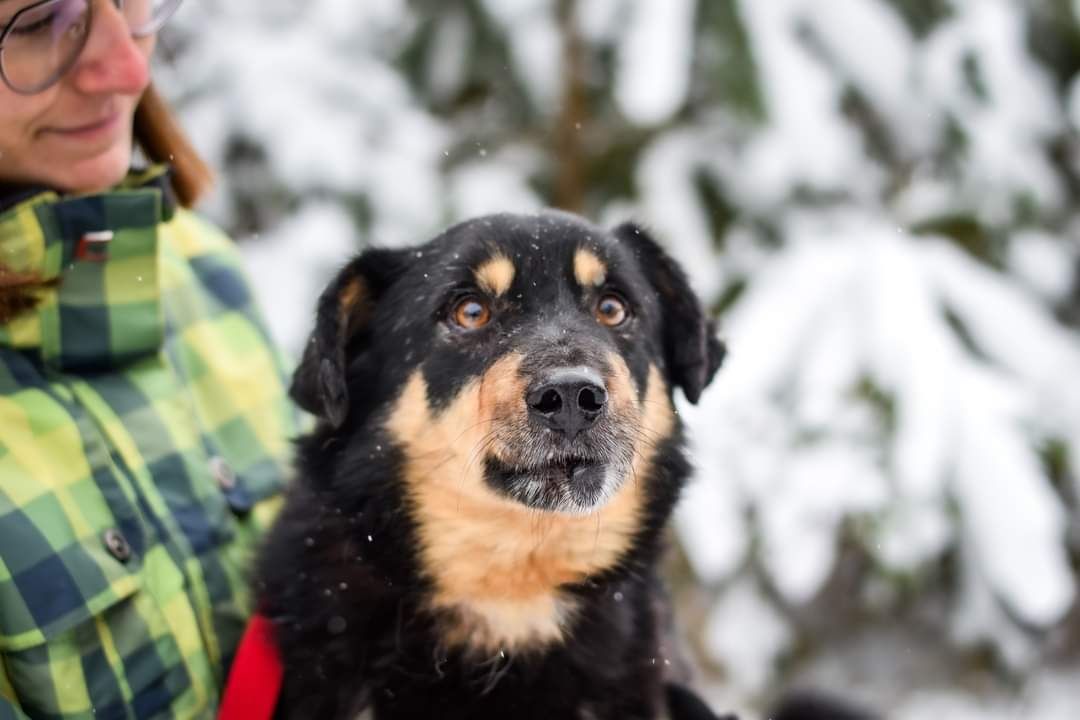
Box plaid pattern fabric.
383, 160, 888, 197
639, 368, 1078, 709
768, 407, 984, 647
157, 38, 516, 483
0, 168, 296, 719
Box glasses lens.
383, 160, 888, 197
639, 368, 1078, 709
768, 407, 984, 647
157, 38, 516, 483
1, 0, 90, 94
126, 0, 182, 38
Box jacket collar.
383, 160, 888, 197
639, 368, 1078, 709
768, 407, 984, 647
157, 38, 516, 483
0, 182, 49, 214
0, 166, 178, 371
0, 167, 177, 215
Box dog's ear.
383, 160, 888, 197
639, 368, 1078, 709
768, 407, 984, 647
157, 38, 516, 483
612, 222, 726, 404
291, 248, 408, 427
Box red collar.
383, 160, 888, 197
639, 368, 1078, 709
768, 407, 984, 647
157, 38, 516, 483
219, 613, 283, 720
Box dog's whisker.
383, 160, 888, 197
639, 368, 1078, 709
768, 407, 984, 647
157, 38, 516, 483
449, 416, 501, 445
460, 432, 500, 484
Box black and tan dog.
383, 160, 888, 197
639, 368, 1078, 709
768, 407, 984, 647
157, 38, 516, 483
257, 211, 730, 719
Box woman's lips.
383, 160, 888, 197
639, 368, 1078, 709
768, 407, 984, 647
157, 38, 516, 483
44, 111, 121, 141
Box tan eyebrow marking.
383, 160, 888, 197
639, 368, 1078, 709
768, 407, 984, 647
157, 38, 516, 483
474, 254, 516, 297
574, 249, 607, 288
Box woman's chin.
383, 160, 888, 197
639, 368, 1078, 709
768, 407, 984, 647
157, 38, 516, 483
57, 143, 135, 195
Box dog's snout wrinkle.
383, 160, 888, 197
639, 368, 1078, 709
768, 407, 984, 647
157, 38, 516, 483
526, 367, 608, 440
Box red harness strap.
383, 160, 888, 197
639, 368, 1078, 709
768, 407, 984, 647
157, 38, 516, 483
218, 613, 283, 720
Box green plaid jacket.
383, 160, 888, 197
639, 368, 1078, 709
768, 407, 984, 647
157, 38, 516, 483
0, 168, 296, 719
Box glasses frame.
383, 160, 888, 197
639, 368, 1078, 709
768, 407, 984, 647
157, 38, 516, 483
0, 0, 183, 95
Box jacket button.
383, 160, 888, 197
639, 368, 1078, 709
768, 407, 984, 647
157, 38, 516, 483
209, 456, 237, 490
103, 529, 132, 563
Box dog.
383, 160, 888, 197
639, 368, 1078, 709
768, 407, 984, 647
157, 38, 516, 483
255, 211, 730, 719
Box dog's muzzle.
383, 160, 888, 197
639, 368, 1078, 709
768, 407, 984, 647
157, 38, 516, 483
482, 363, 631, 514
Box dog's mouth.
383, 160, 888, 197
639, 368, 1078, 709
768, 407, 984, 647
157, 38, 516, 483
483, 453, 619, 515
536, 454, 599, 480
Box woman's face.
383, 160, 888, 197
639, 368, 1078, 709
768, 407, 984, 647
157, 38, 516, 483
0, 0, 154, 194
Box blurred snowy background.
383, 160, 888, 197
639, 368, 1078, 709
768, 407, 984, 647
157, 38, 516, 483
156, 0, 1080, 717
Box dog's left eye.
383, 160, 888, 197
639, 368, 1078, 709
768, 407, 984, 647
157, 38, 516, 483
595, 294, 629, 327
452, 296, 492, 330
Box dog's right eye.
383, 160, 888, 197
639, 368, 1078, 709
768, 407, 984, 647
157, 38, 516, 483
595, 294, 629, 327
451, 296, 492, 330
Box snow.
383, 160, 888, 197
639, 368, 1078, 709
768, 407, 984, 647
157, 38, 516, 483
895, 670, 1080, 720
759, 441, 887, 603
891, 175, 960, 226
424, 9, 472, 104
167, 0, 449, 238
238, 203, 358, 358
478, 0, 563, 112
734, 0, 875, 207
704, 578, 792, 694
673, 430, 748, 584
952, 365, 1073, 626
681, 210, 1080, 656
1069, 72, 1080, 134
873, 499, 952, 572
924, 241, 1080, 407
575, 0, 627, 43
634, 131, 725, 299
1008, 230, 1075, 303
613, 0, 696, 125
921, 0, 1064, 221
449, 149, 544, 219
862, 228, 955, 501
800, 0, 934, 157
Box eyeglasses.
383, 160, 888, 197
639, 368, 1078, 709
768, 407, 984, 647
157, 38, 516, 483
0, 0, 182, 94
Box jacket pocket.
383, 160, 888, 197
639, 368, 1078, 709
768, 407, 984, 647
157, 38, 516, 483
0, 534, 192, 720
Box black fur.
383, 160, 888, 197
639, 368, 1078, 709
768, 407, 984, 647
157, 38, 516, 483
257, 212, 728, 719
769, 691, 880, 720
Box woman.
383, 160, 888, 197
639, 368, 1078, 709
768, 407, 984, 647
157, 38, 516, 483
0, 1, 297, 717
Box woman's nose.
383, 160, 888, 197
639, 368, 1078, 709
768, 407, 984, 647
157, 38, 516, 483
69, 1, 151, 96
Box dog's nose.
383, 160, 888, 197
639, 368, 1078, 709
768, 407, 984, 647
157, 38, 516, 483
526, 367, 608, 439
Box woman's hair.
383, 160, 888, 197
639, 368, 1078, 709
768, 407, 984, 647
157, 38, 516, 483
133, 83, 214, 208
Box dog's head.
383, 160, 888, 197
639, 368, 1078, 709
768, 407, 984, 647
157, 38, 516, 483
291, 212, 724, 516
